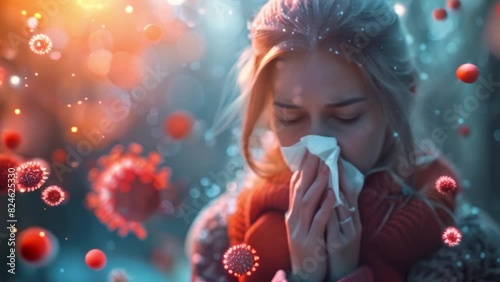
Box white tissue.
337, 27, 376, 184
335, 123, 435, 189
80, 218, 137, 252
280, 135, 365, 207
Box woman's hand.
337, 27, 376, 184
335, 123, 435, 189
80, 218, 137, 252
326, 163, 362, 280
285, 152, 336, 282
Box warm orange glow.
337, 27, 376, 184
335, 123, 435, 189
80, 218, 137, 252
71, 126, 78, 133
14, 109, 21, 115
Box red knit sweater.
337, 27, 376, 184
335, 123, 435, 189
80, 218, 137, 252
227, 155, 461, 282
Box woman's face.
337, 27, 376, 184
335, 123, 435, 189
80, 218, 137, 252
271, 50, 389, 174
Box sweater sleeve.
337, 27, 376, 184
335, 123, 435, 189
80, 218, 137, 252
369, 156, 461, 275
186, 192, 239, 282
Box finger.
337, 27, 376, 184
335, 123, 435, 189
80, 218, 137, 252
326, 195, 341, 248
291, 153, 320, 218
271, 270, 288, 282
301, 163, 329, 231
310, 188, 335, 238
337, 191, 356, 237
289, 170, 302, 210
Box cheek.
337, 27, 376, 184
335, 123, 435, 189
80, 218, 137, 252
337, 118, 386, 173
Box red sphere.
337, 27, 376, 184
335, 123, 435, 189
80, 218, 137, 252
458, 125, 470, 136
16, 161, 50, 193
85, 249, 107, 270
18, 227, 52, 264
223, 243, 259, 277
433, 8, 447, 20
144, 24, 163, 41
41, 185, 66, 206
456, 63, 479, 83
447, 0, 461, 10
164, 111, 194, 140
435, 175, 457, 194
2, 130, 22, 150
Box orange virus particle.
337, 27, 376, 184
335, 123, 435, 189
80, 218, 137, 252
85, 249, 107, 270
29, 34, 53, 55
456, 63, 479, 83
2, 130, 22, 150
433, 8, 447, 21
144, 24, 163, 41
86, 143, 170, 239
435, 175, 457, 195
223, 243, 260, 277
164, 110, 194, 140
0, 154, 22, 195
41, 185, 66, 206
442, 226, 462, 247
16, 161, 50, 193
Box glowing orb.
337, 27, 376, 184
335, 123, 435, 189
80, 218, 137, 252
144, 24, 163, 41
2, 130, 22, 150
164, 110, 194, 140
85, 249, 107, 270
41, 185, 66, 206
18, 227, 53, 265
458, 124, 470, 136
456, 63, 479, 83
447, 0, 461, 10
16, 161, 50, 193
223, 243, 260, 277
433, 8, 447, 21
29, 34, 53, 55
442, 226, 462, 247
435, 175, 457, 195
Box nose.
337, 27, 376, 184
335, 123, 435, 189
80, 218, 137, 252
308, 118, 334, 137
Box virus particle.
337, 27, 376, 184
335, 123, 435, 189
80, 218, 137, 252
86, 143, 170, 239
0, 154, 22, 195
458, 124, 470, 136
433, 8, 447, 21
29, 34, 53, 55
442, 226, 462, 247
223, 243, 260, 277
18, 227, 53, 265
16, 161, 50, 193
435, 175, 457, 195
143, 24, 163, 41
456, 63, 479, 83
2, 130, 22, 150
108, 269, 130, 282
164, 110, 194, 140
85, 249, 107, 270
41, 185, 66, 206
447, 0, 460, 10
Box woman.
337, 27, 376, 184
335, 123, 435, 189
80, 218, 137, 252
187, 0, 462, 281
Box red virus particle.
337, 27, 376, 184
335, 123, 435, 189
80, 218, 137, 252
0, 154, 22, 195
458, 124, 470, 136
2, 130, 22, 150
41, 185, 66, 206
18, 227, 53, 265
164, 110, 194, 140
442, 226, 462, 247
85, 249, 107, 270
433, 8, 447, 21
16, 161, 50, 193
435, 175, 457, 195
447, 0, 461, 10
496, 3, 500, 16
29, 34, 53, 55
86, 143, 171, 239
223, 243, 260, 277
144, 24, 163, 41
456, 63, 479, 83
108, 269, 130, 282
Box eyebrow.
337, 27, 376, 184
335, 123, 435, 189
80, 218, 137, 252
273, 97, 366, 109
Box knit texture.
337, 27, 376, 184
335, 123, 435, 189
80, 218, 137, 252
227, 155, 461, 282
